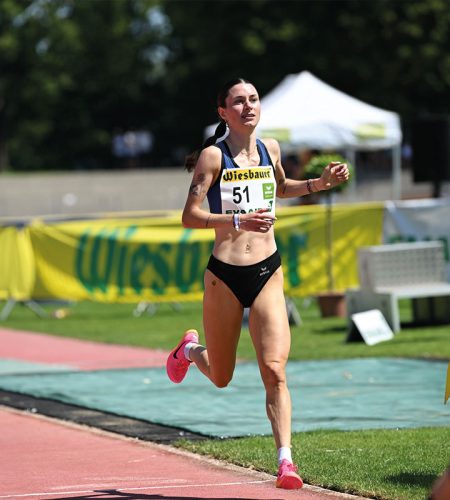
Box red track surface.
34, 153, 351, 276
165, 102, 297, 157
0, 327, 365, 499
1, 408, 362, 500
0, 328, 167, 370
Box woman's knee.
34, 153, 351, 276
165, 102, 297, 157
260, 360, 287, 388
210, 369, 234, 388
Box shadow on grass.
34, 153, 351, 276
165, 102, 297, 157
310, 326, 347, 335
385, 336, 447, 344
385, 471, 436, 488
401, 320, 450, 329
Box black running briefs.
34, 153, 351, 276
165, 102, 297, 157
206, 251, 281, 308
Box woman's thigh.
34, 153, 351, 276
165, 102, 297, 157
248, 268, 291, 368
203, 269, 244, 383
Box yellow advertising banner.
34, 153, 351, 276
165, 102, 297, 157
21, 203, 384, 303
272, 203, 384, 296
29, 213, 214, 303
0, 225, 35, 301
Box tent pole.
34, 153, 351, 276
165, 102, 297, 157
345, 149, 357, 201
392, 144, 402, 200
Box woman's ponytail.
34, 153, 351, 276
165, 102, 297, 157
184, 119, 227, 172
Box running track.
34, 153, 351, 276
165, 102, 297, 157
1, 328, 366, 499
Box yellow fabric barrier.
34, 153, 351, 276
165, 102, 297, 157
29, 213, 213, 302
0, 226, 35, 300
1, 203, 384, 303
274, 203, 384, 296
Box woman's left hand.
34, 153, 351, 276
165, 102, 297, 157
318, 161, 350, 190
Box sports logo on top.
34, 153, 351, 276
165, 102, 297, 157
262, 182, 274, 200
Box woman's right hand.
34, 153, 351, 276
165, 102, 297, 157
239, 208, 276, 233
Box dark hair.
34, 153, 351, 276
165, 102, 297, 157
184, 77, 253, 172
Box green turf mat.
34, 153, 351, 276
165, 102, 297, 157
0, 359, 73, 375
0, 358, 448, 437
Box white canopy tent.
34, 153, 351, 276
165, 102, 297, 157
205, 71, 403, 199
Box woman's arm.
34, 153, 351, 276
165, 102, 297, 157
182, 146, 231, 229
263, 138, 349, 199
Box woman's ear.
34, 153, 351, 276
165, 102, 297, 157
218, 107, 226, 122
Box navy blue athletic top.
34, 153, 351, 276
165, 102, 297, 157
207, 139, 277, 215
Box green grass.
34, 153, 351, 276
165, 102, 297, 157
1, 298, 449, 361
1, 298, 449, 499
177, 427, 450, 500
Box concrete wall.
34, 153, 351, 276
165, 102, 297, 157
0, 168, 446, 219
0, 169, 190, 218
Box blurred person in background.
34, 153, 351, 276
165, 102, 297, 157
281, 153, 301, 180
166, 77, 349, 489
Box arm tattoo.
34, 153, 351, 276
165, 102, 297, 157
189, 173, 206, 197
189, 183, 200, 196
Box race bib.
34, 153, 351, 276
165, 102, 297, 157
220, 166, 276, 215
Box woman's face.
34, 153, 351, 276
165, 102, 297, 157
219, 82, 260, 131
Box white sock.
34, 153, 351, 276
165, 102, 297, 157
278, 446, 293, 465
183, 342, 198, 361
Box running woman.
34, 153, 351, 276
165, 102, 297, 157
166, 77, 349, 489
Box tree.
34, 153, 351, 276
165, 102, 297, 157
0, 0, 60, 170
2, 0, 449, 170
0, 0, 169, 170
159, 0, 450, 159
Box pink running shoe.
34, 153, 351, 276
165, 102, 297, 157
276, 459, 304, 490
166, 330, 199, 383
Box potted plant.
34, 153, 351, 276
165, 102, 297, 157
303, 153, 354, 317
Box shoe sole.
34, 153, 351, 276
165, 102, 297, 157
276, 475, 303, 489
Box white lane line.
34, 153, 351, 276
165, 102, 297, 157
48, 478, 187, 490
0, 479, 273, 498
